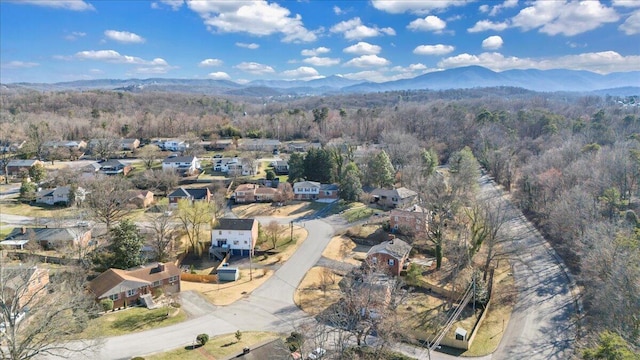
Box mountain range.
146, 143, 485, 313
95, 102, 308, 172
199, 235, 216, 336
3, 66, 639, 97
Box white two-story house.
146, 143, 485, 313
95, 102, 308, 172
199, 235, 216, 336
162, 155, 200, 176
161, 139, 189, 152
293, 181, 321, 200
209, 218, 258, 260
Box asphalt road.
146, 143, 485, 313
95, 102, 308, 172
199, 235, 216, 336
34, 174, 577, 360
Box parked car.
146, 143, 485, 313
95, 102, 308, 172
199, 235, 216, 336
213, 154, 223, 158
308, 348, 326, 359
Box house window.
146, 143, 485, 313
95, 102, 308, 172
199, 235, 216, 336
394, 216, 399, 221
169, 275, 179, 283
388, 259, 395, 266
153, 280, 161, 287
233, 240, 239, 245
371, 257, 378, 264
244, 240, 248, 244
127, 289, 137, 297
109, 293, 119, 301
219, 231, 222, 235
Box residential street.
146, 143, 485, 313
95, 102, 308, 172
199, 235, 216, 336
34, 174, 577, 360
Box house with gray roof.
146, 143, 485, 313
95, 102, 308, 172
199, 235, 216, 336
6, 159, 43, 177
366, 238, 412, 276
2, 226, 92, 249
370, 187, 418, 209
210, 218, 258, 259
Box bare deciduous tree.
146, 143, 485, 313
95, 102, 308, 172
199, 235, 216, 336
176, 199, 215, 255
145, 206, 177, 262
82, 175, 134, 230
0, 264, 100, 360
264, 221, 282, 250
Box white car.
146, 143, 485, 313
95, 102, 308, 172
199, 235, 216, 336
308, 347, 326, 359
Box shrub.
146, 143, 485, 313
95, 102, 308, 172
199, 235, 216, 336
196, 333, 209, 346
131, 357, 145, 360
235, 330, 242, 342
190, 264, 196, 274
265, 169, 276, 180
152, 287, 164, 298
286, 331, 303, 352
100, 298, 114, 312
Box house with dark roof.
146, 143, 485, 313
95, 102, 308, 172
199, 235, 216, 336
87, 262, 181, 309
99, 159, 132, 176
370, 187, 418, 209
162, 155, 200, 176
6, 159, 43, 177
366, 238, 412, 276
273, 160, 289, 175
2, 226, 92, 249
210, 218, 258, 259
167, 187, 211, 209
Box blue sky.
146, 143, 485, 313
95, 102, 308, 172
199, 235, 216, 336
1, 0, 639, 84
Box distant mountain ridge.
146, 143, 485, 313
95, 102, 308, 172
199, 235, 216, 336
3, 66, 639, 96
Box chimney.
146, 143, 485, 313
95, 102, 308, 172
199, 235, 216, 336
157, 263, 165, 272
21, 227, 26, 234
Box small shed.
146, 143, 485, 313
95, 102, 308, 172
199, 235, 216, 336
217, 267, 239, 282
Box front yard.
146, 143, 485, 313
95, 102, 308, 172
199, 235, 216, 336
70, 305, 186, 339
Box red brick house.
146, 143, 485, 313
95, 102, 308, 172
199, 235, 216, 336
234, 183, 258, 203
366, 238, 412, 276
390, 204, 429, 235
88, 262, 181, 309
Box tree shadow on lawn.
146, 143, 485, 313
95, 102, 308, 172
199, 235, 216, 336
112, 309, 169, 331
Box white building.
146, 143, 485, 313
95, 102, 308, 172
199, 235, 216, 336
161, 139, 189, 152
209, 218, 258, 259
162, 155, 200, 176
293, 181, 321, 200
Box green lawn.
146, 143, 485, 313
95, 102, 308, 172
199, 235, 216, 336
342, 205, 375, 222
71, 306, 186, 339
146, 331, 278, 360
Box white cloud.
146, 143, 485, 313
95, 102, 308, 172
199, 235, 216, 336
104, 30, 146, 44
468, 20, 509, 33
333, 5, 344, 15
2, 61, 40, 69
407, 15, 446, 32
14, 0, 94, 11
281, 66, 322, 80
303, 57, 340, 66
619, 10, 640, 34
186, 0, 317, 43
89, 68, 103, 74
236, 42, 259, 49
301, 47, 330, 57
512, 0, 619, 36
330, 17, 395, 40
371, 0, 468, 14
154, 0, 183, 10
438, 51, 640, 74
479, 4, 490, 13
64, 31, 86, 41
208, 72, 231, 80
413, 44, 455, 56
488, 0, 518, 16
391, 63, 428, 72
613, 0, 640, 8
199, 58, 223, 67
74, 50, 169, 68
482, 36, 504, 50
344, 54, 390, 68
134, 66, 173, 75
234, 62, 275, 74
343, 42, 381, 55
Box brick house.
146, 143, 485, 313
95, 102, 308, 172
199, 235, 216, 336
366, 238, 412, 276
120, 138, 140, 151
88, 262, 181, 309
6, 159, 43, 177
390, 204, 429, 235
127, 190, 154, 208
209, 218, 258, 259
1, 265, 50, 310
233, 183, 259, 203
99, 159, 132, 176
293, 181, 321, 200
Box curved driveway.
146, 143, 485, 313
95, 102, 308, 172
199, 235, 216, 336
44, 175, 576, 360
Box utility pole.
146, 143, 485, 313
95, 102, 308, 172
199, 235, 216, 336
290, 221, 293, 242
249, 242, 253, 281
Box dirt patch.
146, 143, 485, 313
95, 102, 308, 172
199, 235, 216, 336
322, 235, 364, 266
294, 266, 343, 316
233, 202, 313, 218
181, 226, 308, 306
181, 268, 274, 306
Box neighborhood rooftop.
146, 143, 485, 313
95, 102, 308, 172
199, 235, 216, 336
215, 218, 256, 231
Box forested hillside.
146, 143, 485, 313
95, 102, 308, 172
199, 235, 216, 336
1, 87, 638, 351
